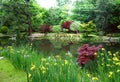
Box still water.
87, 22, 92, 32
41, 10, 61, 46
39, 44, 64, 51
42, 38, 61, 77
0, 37, 120, 56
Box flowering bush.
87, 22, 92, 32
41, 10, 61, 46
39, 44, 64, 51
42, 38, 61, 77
76, 44, 102, 66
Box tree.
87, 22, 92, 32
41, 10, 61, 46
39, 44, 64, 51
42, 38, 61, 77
72, 0, 95, 22
107, 4, 120, 32
94, 0, 118, 33
0, 0, 47, 35
72, 0, 120, 33
56, 0, 71, 7
44, 7, 64, 25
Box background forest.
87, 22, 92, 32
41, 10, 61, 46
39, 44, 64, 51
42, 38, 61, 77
0, 0, 120, 35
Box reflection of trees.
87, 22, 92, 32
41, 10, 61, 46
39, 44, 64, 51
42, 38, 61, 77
70, 44, 81, 57
40, 39, 54, 52
31, 38, 120, 57
61, 43, 73, 53
32, 39, 54, 54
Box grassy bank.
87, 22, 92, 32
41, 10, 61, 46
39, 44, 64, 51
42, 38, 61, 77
0, 58, 27, 82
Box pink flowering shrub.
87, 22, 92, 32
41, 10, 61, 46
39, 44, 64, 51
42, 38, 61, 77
76, 44, 102, 66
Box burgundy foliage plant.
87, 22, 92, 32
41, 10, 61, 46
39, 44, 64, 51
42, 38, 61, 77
76, 44, 102, 66
61, 21, 72, 32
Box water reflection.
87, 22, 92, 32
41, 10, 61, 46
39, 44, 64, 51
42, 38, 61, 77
31, 39, 120, 56
0, 37, 120, 56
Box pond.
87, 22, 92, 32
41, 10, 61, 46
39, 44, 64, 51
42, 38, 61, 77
0, 37, 120, 57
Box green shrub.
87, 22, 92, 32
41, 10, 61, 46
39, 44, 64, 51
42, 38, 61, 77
80, 21, 97, 37
70, 21, 81, 32
0, 26, 9, 34
52, 25, 61, 33
117, 25, 120, 29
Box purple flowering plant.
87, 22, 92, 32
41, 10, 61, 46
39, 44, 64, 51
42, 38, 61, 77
76, 44, 102, 66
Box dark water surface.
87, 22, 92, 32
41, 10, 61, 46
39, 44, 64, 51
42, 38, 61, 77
0, 37, 120, 56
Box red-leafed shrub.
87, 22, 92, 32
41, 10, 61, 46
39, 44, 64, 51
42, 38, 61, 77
61, 21, 72, 32
76, 44, 102, 66
39, 24, 52, 33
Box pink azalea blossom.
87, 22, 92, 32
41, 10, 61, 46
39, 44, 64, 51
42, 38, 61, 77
77, 44, 102, 65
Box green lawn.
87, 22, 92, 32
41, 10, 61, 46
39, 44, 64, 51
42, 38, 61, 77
0, 58, 27, 82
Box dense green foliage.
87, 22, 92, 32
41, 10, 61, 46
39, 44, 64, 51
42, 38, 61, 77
72, 0, 120, 33
80, 21, 96, 32
117, 25, 120, 29
0, 26, 9, 34
0, 45, 120, 82
72, 0, 95, 22
80, 21, 97, 37
0, 0, 120, 34
0, 0, 51, 32
70, 21, 81, 32
52, 25, 61, 33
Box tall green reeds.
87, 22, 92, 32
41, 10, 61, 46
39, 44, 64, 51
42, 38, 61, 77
0, 45, 120, 82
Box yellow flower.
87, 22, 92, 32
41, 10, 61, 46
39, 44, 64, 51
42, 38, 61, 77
108, 51, 111, 54
30, 64, 36, 71
102, 48, 105, 51
115, 62, 120, 66
42, 70, 46, 74
108, 72, 113, 78
94, 53, 97, 56
64, 60, 68, 65
41, 66, 46, 70
106, 64, 110, 67
113, 54, 116, 57
117, 69, 120, 73
115, 51, 119, 55
92, 77, 98, 80
113, 57, 119, 61
87, 74, 90, 77
108, 51, 112, 55
28, 73, 31, 78
41, 58, 46, 62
